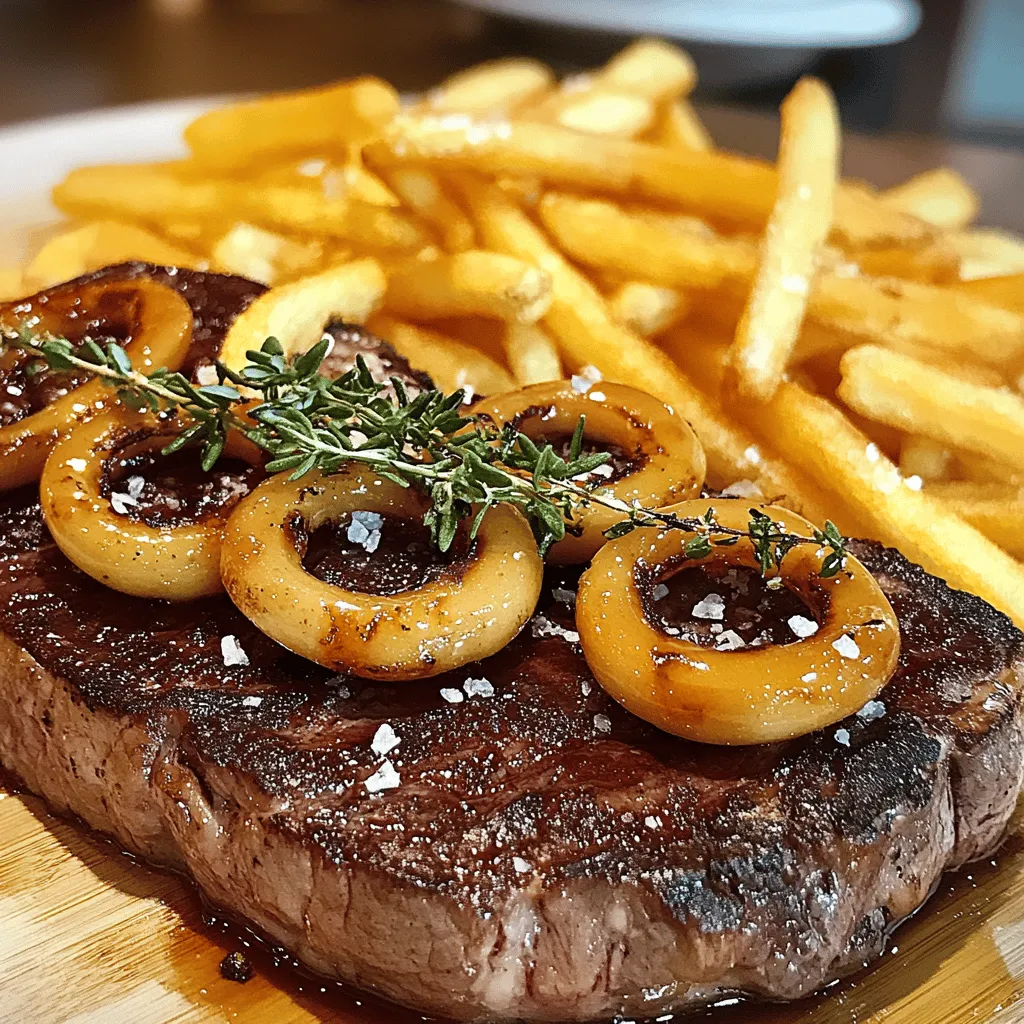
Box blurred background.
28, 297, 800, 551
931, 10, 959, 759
0, 0, 1022, 217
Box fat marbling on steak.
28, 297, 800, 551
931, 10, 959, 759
0, 267, 1021, 1023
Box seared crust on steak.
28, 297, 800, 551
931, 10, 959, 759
0, 268, 1021, 1022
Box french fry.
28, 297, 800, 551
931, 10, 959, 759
369, 314, 515, 397
729, 77, 840, 400
552, 92, 657, 139
503, 322, 562, 385
425, 59, 554, 116
378, 167, 475, 251
606, 281, 689, 337
899, 436, 952, 483
210, 223, 323, 286
377, 115, 931, 250
453, 173, 835, 520
599, 39, 698, 102
0, 269, 25, 301
952, 273, 1024, 315
383, 250, 553, 324
24, 221, 203, 288
838, 345, 1024, 470
218, 258, 387, 371
53, 165, 429, 252
736, 380, 1024, 624
539, 192, 1024, 367
881, 168, 980, 230
926, 481, 1024, 560
538, 192, 757, 289
184, 78, 399, 172
948, 228, 1024, 280
855, 241, 961, 284
650, 99, 713, 151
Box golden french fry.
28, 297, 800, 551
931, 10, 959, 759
370, 314, 515, 397
881, 168, 980, 230
538, 192, 756, 289
330, 159, 401, 207
384, 250, 552, 324
218, 258, 387, 370
600, 39, 698, 101
184, 78, 399, 172
453, 173, 834, 519
378, 115, 932, 250
503, 322, 562, 385
899, 436, 952, 483
948, 228, 1024, 280
736, 380, 1024, 624
926, 482, 1024, 560
210, 223, 323, 286
0, 269, 25, 301
378, 167, 475, 251
425, 59, 554, 116
952, 272, 1024, 314
855, 241, 961, 284
838, 345, 1024, 471
606, 281, 689, 337
24, 221, 203, 288
553, 92, 657, 139
729, 77, 840, 400
54, 165, 429, 252
650, 98, 713, 151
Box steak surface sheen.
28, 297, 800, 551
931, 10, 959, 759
0, 269, 1022, 1023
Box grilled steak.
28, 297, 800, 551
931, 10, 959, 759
0, 268, 1021, 1023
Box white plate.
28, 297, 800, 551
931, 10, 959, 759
447, 0, 921, 48
0, 98, 221, 265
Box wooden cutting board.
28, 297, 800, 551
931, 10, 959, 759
3, 784, 1024, 1024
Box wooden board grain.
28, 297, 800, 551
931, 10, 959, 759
3, 783, 1024, 1024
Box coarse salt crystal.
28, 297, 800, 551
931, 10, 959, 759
594, 713, 612, 734
126, 475, 146, 499
364, 760, 400, 794
835, 728, 851, 747
691, 593, 725, 621
464, 677, 495, 698
67, 457, 88, 473
194, 364, 219, 386
833, 634, 861, 659
241, 695, 263, 708
221, 635, 250, 667
512, 856, 531, 873
857, 699, 886, 721
588, 390, 606, 402
551, 586, 576, 607
715, 629, 746, 650
532, 615, 580, 643
721, 479, 760, 498
644, 815, 662, 830
651, 584, 670, 602
371, 722, 401, 757
347, 510, 384, 553
801, 671, 818, 683
787, 615, 819, 638
440, 687, 465, 704
109, 492, 138, 515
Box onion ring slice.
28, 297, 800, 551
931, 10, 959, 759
473, 380, 706, 563
576, 499, 900, 744
220, 467, 543, 679
0, 278, 193, 490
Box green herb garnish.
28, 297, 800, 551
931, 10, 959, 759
6, 327, 848, 572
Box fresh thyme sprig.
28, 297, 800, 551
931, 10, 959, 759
5, 328, 848, 574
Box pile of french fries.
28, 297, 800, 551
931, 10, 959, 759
5, 40, 1024, 624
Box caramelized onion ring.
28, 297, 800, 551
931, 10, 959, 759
0, 279, 193, 490
220, 468, 543, 679
473, 381, 705, 563
40, 409, 262, 600
576, 499, 900, 745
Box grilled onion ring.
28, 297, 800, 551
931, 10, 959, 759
576, 499, 900, 745
0, 278, 193, 490
473, 381, 705, 563
220, 467, 543, 679
40, 409, 262, 601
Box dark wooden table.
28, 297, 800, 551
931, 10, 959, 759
1, 0, 1022, 231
